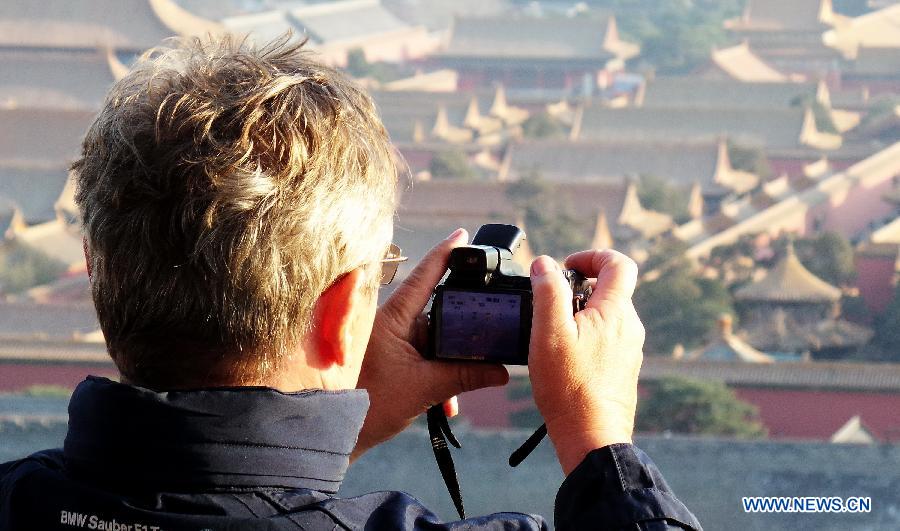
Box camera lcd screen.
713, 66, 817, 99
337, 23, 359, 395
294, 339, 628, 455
438, 290, 522, 363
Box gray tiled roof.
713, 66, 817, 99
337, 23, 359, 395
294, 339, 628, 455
398, 180, 629, 226
0, 338, 108, 364
737, 0, 831, 31
0, 0, 219, 50
0, 165, 70, 224
0, 302, 99, 341
383, 0, 510, 32
640, 357, 900, 392
576, 107, 808, 150
442, 15, 616, 60
642, 78, 819, 110
289, 1, 410, 44
0, 49, 116, 110
734, 246, 842, 303
506, 140, 719, 187
0, 108, 94, 163
372, 90, 484, 143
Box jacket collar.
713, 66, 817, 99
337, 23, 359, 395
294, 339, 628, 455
63, 376, 369, 493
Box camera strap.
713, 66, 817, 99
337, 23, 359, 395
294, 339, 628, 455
426, 406, 548, 520
426, 405, 465, 519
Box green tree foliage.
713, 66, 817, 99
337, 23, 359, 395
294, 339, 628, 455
345, 49, 369, 78
608, 0, 744, 74
521, 112, 565, 139
344, 48, 410, 83
637, 376, 766, 438
641, 239, 691, 274
790, 232, 856, 286
634, 262, 734, 354
429, 150, 475, 180
0, 242, 67, 294
637, 174, 690, 223
505, 175, 589, 257
872, 287, 900, 361
727, 141, 772, 180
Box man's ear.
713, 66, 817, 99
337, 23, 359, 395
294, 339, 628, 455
311, 268, 369, 368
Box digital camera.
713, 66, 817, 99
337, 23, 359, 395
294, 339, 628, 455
426, 224, 592, 365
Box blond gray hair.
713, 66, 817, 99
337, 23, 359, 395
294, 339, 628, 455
73, 36, 397, 388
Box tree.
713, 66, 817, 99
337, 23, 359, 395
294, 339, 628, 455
634, 262, 734, 354
614, 0, 743, 74
637, 174, 690, 223
345, 49, 370, 79
872, 287, 900, 362
637, 376, 766, 438
429, 150, 475, 180
0, 242, 67, 295
521, 112, 565, 139
790, 232, 856, 286
727, 141, 772, 180
505, 175, 589, 258
343, 48, 410, 83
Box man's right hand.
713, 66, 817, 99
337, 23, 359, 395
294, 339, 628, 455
528, 250, 645, 475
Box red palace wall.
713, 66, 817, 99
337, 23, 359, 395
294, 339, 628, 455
459, 381, 900, 443
734, 386, 900, 442
807, 175, 897, 238
855, 255, 897, 315
0, 363, 116, 393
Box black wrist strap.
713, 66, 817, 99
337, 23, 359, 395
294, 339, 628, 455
426, 406, 548, 520
426, 405, 466, 519
508, 423, 547, 467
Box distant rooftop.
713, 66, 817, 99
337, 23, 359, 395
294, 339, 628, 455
0, 302, 99, 343
0, 49, 119, 110
574, 106, 836, 151
0, 0, 222, 51
639, 357, 900, 392
288, 0, 410, 45
441, 14, 637, 62
735, 243, 842, 303
640, 78, 823, 110
727, 0, 837, 32
502, 139, 757, 196
703, 42, 789, 83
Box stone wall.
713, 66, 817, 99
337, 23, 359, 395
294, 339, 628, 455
4, 420, 899, 530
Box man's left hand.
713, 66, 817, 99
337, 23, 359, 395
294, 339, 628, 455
353, 229, 509, 460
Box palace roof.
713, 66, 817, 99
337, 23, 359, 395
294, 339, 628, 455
288, 0, 410, 45
0, 108, 94, 163
735, 243, 842, 303
637, 357, 900, 392
824, 4, 900, 59
703, 42, 789, 83
574, 106, 835, 151
640, 78, 822, 110
382, 0, 509, 32
727, 0, 837, 32
687, 315, 775, 363
0, 0, 221, 51
742, 309, 873, 352
0, 302, 98, 342
685, 142, 900, 259
500, 139, 757, 195
441, 14, 637, 62
0, 164, 71, 225
0, 49, 120, 110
